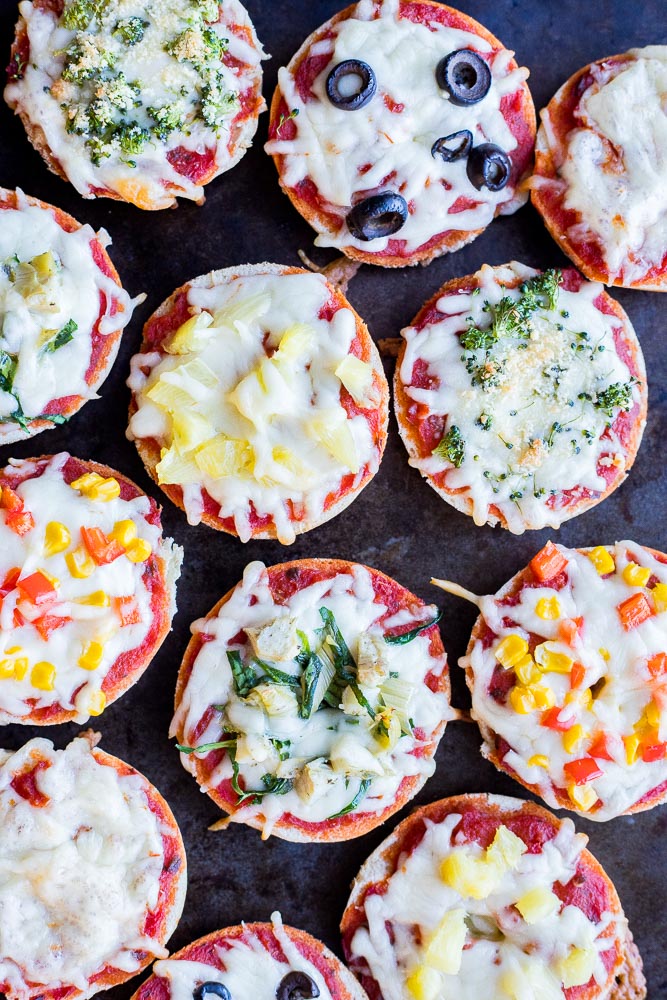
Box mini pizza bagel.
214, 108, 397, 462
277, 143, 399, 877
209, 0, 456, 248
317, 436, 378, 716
5, 0, 266, 209
0, 732, 187, 1000
453, 540, 667, 821
0, 452, 182, 725
394, 262, 646, 532
127, 263, 388, 543
341, 793, 646, 1000
0, 187, 139, 445
171, 557, 451, 842
266, 0, 535, 266
131, 914, 367, 1000
531, 46, 667, 290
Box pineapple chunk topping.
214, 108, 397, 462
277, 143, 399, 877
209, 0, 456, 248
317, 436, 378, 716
422, 908, 468, 974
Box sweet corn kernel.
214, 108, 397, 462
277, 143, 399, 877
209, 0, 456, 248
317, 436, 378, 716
44, 521, 71, 556
646, 701, 661, 729
528, 754, 549, 768
622, 562, 651, 588
563, 724, 588, 755
565, 688, 593, 711
78, 641, 104, 672
599, 647, 611, 661
13, 657, 28, 680
530, 685, 556, 710
87, 477, 121, 502
535, 643, 573, 674
587, 546, 615, 576
514, 654, 540, 686
31, 661, 55, 691
653, 583, 667, 613
87, 689, 106, 717
624, 734, 641, 765
66, 547, 96, 579
509, 685, 536, 714
515, 886, 560, 923
495, 634, 529, 669
567, 782, 598, 811
109, 519, 137, 547
124, 538, 152, 563
535, 596, 561, 620
76, 591, 110, 607
0, 659, 13, 679
70, 473, 104, 495
5, 646, 20, 655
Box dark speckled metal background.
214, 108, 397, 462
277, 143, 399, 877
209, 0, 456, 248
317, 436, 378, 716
0, 0, 666, 996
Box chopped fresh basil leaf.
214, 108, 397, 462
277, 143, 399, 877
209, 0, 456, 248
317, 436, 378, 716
384, 608, 442, 645
43, 318, 77, 353
175, 738, 236, 755
328, 779, 371, 819
226, 650, 256, 698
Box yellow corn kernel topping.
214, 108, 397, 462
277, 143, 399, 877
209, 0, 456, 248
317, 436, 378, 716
645, 700, 661, 729
528, 754, 549, 768
14, 657, 28, 680
44, 521, 71, 556
495, 634, 529, 669
599, 647, 610, 662
31, 661, 55, 691
530, 685, 556, 710
565, 687, 593, 711
87, 689, 106, 717
66, 547, 96, 579
109, 519, 137, 547
76, 591, 110, 607
0, 659, 14, 679
515, 886, 560, 923
563, 724, 588, 755
78, 641, 104, 672
568, 782, 598, 811
509, 686, 536, 714
535, 643, 573, 674
623, 734, 641, 765
406, 966, 440, 1000
514, 654, 540, 686
70, 472, 104, 494
622, 562, 651, 588
88, 477, 121, 502
587, 546, 615, 575
652, 583, 667, 613
125, 538, 152, 563
535, 596, 561, 620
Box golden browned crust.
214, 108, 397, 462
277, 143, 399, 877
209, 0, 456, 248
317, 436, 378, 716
172, 557, 450, 843
267, 1, 536, 268
129, 263, 389, 540
393, 265, 647, 531
463, 545, 667, 819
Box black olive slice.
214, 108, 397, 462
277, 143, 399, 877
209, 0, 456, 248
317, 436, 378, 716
276, 972, 320, 1000
346, 192, 408, 241
326, 60, 376, 111
193, 983, 231, 1000
436, 49, 492, 106
431, 129, 473, 163
466, 143, 512, 191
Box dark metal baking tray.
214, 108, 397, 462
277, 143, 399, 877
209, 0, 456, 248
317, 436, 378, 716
0, 0, 666, 995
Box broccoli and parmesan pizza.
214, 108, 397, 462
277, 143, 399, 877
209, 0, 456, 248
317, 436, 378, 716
127, 264, 388, 543
265, 0, 535, 267
171, 558, 451, 841
132, 914, 366, 1000
0, 452, 182, 725
5, 0, 266, 209
0, 733, 187, 1000
450, 540, 667, 821
341, 794, 646, 1000
0, 187, 139, 444
531, 46, 667, 290
395, 262, 646, 532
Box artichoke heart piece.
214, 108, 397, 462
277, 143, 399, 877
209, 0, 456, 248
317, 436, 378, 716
307, 409, 359, 472
330, 734, 384, 777
156, 445, 201, 485
335, 354, 376, 406
195, 435, 252, 478
294, 758, 337, 804
246, 683, 298, 717
165, 312, 214, 355
245, 616, 299, 662
31, 251, 58, 280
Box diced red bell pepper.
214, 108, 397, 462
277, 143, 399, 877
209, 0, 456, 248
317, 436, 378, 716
81, 526, 125, 565
13, 608, 26, 627
589, 732, 614, 761
641, 742, 667, 763
559, 617, 583, 644
647, 653, 667, 678
617, 592, 653, 632
570, 662, 586, 690
530, 541, 567, 583
114, 596, 142, 627
563, 757, 604, 785
5, 510, 35, 536
541, 706, 571, 731
0, 567, 20, 598
33, 614, 71, 641
0, 486, 23, 512
17, 571, 57, 606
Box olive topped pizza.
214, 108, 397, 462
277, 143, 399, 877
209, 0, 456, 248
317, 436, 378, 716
341, 794, 646, 1000
0, 452, 182, 725
454, 540, 667, 820
531, 46, 667, 290
5, 0, 266, 209
395, 262, 646, 531
171, 558, 451, 841
266, 0, 535, 266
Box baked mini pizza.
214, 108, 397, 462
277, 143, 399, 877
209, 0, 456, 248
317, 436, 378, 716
0, 187, 139, 445
127, 264, 388, 543
265, 0, 535, 267
131, 913, 366, 1000
0, 452, 182, 725
531, 46, 667, 290
395, 262, 646, 532
0, 732, 187, 1000
171, 558, 451, 842
341, 794, 646, 1000
4, 0, 266, 209
443, 540, 667, 821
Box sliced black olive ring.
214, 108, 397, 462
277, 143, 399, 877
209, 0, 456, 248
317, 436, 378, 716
431, 129, 473, 162
436, 49, 492, 106
466, 143, 512, 191
346, 192, 409, 242
193, 983, 231, 1000
276, 971, 320, 1000
326, 59, 376, 111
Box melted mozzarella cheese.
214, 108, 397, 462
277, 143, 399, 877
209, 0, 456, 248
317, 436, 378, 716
0, 453, 182, 723
0, 191, 138, 433
127, 269, 383, 544
399, 262, 642, 532
171, 560, 451, 834
0, 737, 167, 997
348, 805, 615, 1000
154, 913, 333, 1000
266, 0, 530, 253
558, 47, 667, 283
5, 0, 266, 206
464, 543, 667, 820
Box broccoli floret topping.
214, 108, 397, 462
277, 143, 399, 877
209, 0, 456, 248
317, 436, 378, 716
116, 121, 150, 155
200, 68, 238, 128
62, 35, 114, 82
148, 104, 185, 141
62, 0, 106, 31
193, 0, 221, 21
594, 379, 637, 417
433, 425, 466, 467
113, 16, 149, 46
